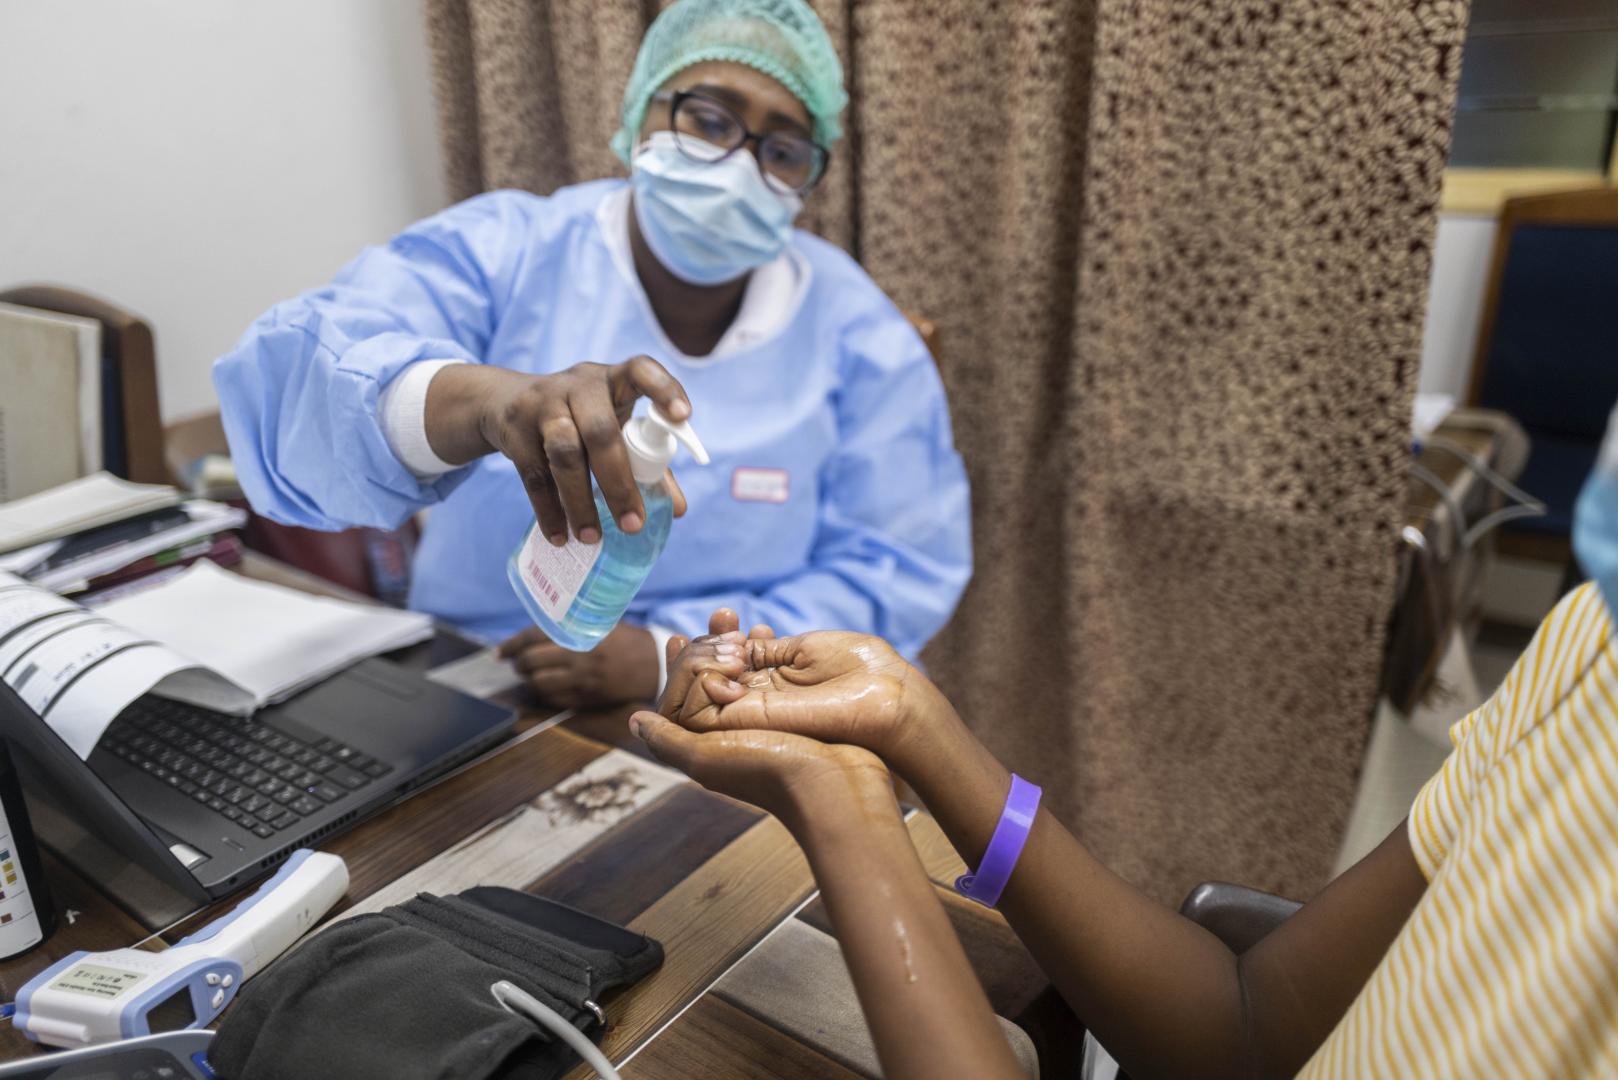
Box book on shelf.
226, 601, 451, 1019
0, 302, 103, 503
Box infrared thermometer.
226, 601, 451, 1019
13, 849, 347, 1048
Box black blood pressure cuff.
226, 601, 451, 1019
210, 888, 663, 1080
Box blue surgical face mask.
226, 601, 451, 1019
631, 132, 802, 286
1573, 405, 1618, 614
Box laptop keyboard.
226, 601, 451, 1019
99, 698, 393, 841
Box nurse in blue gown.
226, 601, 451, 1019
213, 0, 971, 708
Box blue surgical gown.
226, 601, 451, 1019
213, 180, 972, 659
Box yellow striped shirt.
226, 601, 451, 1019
1301, 582, 1618, 1078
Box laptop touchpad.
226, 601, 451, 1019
340, 662, 422, 702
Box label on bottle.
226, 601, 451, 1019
0, 790, 43, 958
515, 527, 602, 621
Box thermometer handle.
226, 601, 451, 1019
176, 850, 348, 981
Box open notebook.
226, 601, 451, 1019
1, 561, 432, 759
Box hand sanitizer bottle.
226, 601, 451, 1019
507, 407, 709, 651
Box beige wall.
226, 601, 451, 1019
0, 1, 447, 420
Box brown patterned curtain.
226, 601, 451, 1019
425, 0, 1469, 902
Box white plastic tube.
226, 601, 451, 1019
490, 980, 621, 1080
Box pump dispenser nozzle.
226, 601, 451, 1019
623, 406, 709, 484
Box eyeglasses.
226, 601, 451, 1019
651, 90, 829, 196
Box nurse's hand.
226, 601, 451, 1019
496, 623, 661, 708
424, 357, 691, 545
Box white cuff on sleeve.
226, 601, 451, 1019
648, 624, 678, 698
378, 359, 468, 479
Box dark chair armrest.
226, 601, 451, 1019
1179, 882, 1302, 954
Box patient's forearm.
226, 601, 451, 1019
791, 776, 1023, 1080
891, 716, 1425, 1079
895, 726, 1246, 1075
998, 808, 1249, 1076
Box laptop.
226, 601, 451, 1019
1, 654, 514, 912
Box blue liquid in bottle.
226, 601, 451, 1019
507, 480, 675, 651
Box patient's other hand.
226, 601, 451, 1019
630, 711, 891, 832
666, 623, 954, 768
655, 608, 755, 719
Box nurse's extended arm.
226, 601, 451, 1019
214, 191, 689, 543
420, 359, 689, 545
635, 311, 970, 659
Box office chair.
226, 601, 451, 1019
1466, 187, 1618, 572
905, 311, 941, 363
0, 284, 167, 485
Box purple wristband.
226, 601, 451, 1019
955, 774, 1041, 907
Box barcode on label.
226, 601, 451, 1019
522, 563, 563, 608
516, 527, 602, 621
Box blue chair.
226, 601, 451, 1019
1467, 188, 1618, 571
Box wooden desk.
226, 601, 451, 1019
0, 563, 1067, 1075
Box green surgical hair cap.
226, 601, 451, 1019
611, 0, 848, 165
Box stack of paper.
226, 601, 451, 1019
0, 473, 180, 554
97, 561, 434, 714
15, 501, 248, 594
0, 473, 249, 598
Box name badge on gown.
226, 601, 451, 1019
731, 468, 790, 504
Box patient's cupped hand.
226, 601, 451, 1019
630, 713, 891, 829
661, 616, 932, 762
